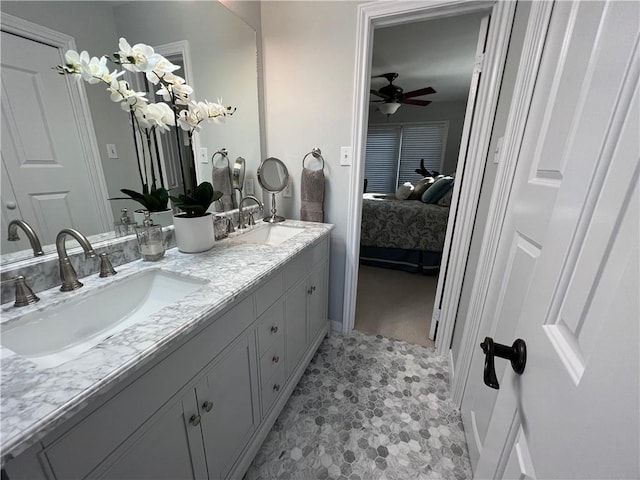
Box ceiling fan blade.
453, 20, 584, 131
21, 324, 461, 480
370, 89, 390, 100
402, 98, 432, 107
403, 86, 436, 98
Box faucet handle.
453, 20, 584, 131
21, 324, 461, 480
98, 253, 117, 278
226, 217, 235, 234
1, 275, 40, 308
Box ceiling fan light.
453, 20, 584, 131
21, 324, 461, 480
378, 102, 401, 115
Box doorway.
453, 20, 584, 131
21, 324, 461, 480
344, 0, 516, 357
352, 11, 487, 348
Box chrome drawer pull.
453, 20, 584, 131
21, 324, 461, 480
189, 414, 201, 426
202, 401, 213, 413
273, 384, 281, 392
272, 355, 280, 364
270, 325, 278, 334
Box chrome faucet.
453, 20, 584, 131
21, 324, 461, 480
238, 196, 264, 229
7, 220, 44, 257
56, 228, 97, 291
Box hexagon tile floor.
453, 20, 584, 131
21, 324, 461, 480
244, 330, 472, 480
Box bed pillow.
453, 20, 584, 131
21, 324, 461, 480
421, 176, 454, 204
408, 177, 435, 200
395, 182, 414, 200
437, 187, 454, 207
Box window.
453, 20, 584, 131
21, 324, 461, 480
364, 122, 448, 193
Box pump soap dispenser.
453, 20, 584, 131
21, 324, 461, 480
135, 211, 165, 261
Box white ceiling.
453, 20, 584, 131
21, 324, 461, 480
371, 11, 488, 104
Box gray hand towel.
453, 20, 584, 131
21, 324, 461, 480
300, 167, 324, 222
212, 165, 235, 211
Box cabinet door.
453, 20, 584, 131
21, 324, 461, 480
307, 264, 327, 342
197, 332, 259, 480
284, 280, 308, 380
98, 390, 207, 480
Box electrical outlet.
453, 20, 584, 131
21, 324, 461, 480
340, 146, 352, 166
245, 178, 254, 195
283, 180, 292, 198
198, 147, 208, 164
106, 144, 118, 159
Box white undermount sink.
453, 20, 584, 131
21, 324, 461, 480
234, 224, 305, 246
1, 269, 208, 369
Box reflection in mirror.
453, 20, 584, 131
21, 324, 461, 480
258, 157, 289, 223
0, 1, 260, 266
232, 156, 246, 208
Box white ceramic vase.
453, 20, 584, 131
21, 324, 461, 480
173, 213, 215, 253
133, 209, 173, 227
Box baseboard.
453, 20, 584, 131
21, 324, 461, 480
330, 319, 343, 333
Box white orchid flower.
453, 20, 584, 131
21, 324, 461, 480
156, 75, 194, 103
177, 108, 202, 132
101, 69, 125, 87
117, 38, 159, 73
63, 50, 83, 75
141, 102, 176, 131
146, 57, 181, 85
80, 55, 109, 84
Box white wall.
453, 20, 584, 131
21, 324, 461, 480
1, 1, 141, 218
113, 1, 261, 192
261, 1, 360, 325
368, 100, 467, 174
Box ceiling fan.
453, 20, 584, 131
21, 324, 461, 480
370, 73, 436, 115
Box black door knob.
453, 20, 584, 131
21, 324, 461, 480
480, 337, 527, 390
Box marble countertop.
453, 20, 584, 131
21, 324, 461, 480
0, 220, 333, 463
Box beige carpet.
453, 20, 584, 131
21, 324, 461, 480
354, 265, 437, 348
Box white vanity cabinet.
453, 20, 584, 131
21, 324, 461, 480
3, 231, 331, 480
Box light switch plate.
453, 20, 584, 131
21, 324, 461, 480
340, 146, 352, 166
106, 144, 118, 159
198, 147, 208, 164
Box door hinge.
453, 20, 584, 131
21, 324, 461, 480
473, 52, 485, 74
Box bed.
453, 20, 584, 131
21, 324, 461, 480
359, 193, 450, 273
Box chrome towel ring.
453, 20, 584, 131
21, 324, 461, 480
302, 147, 325, 170
211, 148, 230, 168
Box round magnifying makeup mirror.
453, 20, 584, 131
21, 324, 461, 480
257, 157, 289, 223
232, 157, 245, 207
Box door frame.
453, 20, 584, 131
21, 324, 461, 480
1, 13, 114, 231
342, 0, 516, 360
452, 1, 555, 407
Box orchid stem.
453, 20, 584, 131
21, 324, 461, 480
130, 110, 145, 190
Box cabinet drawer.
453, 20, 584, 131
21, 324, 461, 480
259, 336, 284, 387
261, 364, 285, 416
283, 236, 328, 292
254, 272, 282, 317
256, 301, 284, 356
44, 296, 254, 480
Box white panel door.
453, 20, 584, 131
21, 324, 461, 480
430, 13, 490, 341
462, 1, 639, 478
1, 30, 106, 248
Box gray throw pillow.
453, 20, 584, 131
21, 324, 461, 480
408, 177, 435, 200
421, 176, 454, 203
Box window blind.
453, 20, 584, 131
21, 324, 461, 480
364, 122, 447, 193
397, 123, 447, 186
364, 125, 401, 193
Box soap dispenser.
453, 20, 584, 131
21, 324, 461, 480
135, 211, 165, 261
114, 208, 136, 237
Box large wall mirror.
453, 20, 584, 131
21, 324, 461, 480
0, 1, 261, 264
